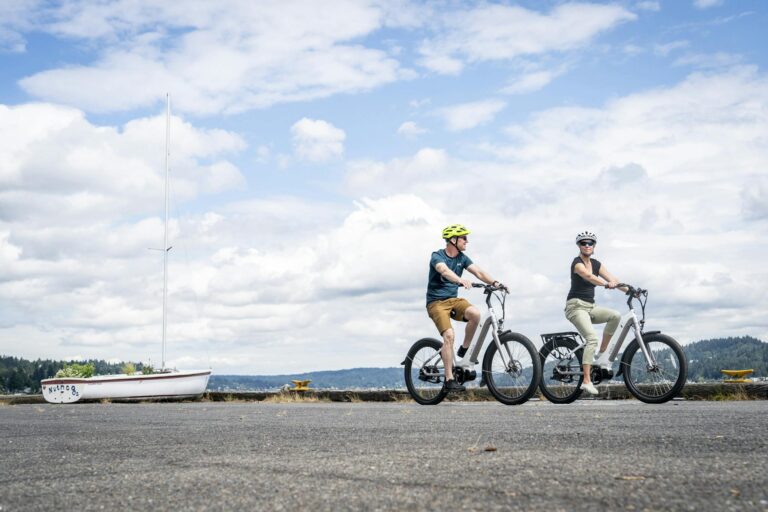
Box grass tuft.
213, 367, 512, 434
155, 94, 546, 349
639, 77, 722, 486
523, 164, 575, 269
710, 387, 753, 401
262, 392, 330, 403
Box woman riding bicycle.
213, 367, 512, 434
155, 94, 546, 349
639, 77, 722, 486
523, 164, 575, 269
565, 231, 622, 395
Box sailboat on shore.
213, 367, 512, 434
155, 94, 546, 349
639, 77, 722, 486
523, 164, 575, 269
42, 95, 212, 403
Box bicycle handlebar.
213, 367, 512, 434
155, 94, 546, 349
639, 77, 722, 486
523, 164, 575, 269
614, 283, 647, 298
471, 282, 508, 293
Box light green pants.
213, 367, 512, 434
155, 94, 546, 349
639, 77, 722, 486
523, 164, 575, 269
564, 298, 621, 365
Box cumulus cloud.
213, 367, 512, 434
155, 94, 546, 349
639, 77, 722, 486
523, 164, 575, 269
435, 99, 506, 132
397, 121, 427, 137
419, 3, 636, 74
291, 118, 346, 162
3, 66, 768, 374
340, 67, 768, 352
0, 102, 247, 367
17, 1, 410, 114
741, 177, 768, 221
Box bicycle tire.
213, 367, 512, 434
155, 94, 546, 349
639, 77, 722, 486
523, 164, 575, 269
482, 332, 541, 405
403, 337, 448, 405
622, 333, 687, 404
538, 337, 583, 404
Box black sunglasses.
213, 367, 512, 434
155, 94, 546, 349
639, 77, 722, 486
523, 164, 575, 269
579, 241, 595, 247
457, 235, 468, 241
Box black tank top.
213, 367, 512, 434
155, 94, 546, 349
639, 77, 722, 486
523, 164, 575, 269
567, 257, 601, 303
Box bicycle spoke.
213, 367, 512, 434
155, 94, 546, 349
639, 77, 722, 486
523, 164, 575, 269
542, 347, 581, 399
626, 339, 684, 400
409, 346, 444, 401
486, 335, 538, 403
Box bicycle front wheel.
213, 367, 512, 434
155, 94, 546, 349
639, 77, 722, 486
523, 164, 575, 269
482, 332, 541, 405
403, 338, 448, 405
538, 337, 583, 404
622, 333, 687, 404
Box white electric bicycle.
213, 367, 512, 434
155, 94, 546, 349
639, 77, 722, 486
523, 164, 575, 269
538, 284, 687, 404
402, 283, 542, 405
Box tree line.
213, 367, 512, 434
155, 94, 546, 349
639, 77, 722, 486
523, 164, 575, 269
683, 336, 768, 382
0, 356, 131, 394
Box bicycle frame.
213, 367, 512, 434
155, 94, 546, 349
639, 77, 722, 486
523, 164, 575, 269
549, 285, 659, 373
421, 285, 513, 374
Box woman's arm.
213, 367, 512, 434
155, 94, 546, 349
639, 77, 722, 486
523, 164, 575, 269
598, 265, 628, 291
574, 262, 608, 287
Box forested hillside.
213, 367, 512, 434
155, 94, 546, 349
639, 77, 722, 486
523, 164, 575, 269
0, 357, 133, 393
683, 336, 767, 382
2, 336, 766, 393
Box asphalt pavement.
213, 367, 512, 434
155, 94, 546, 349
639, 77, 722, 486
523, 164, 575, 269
1, 400, 766, 511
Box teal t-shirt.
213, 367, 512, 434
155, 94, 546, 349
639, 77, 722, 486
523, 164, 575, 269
426, 249, 473, 305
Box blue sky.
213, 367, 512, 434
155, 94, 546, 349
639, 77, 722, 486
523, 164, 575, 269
0, 1, 766, 374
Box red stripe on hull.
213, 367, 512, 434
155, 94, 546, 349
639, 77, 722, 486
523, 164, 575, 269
41, 371, 211, 386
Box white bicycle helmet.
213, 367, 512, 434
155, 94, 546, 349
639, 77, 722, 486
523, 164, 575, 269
575, 231, 597, 244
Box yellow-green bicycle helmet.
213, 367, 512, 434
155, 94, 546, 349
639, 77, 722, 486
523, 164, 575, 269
442, 224, 471, 239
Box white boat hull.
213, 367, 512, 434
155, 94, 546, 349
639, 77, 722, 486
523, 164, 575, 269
41, 370, 211, 404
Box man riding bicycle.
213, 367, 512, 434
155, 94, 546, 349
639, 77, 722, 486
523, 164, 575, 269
565, 231, 622, 395
426, 224, 504, 392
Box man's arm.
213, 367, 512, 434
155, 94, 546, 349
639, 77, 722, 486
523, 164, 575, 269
435, 262, 472, 289
466, 264, 501, 287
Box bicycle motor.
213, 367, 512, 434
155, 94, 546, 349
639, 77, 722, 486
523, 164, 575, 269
453, 366, 477, 384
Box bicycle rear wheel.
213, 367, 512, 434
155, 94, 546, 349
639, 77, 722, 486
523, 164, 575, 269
482, 332, 541, 405
403, 338, 448, 405
538, 337, 583, 404
622, 333, 687, 404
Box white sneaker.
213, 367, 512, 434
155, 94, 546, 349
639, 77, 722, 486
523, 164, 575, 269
581, 382, 599, 395
593, 356, 612, 370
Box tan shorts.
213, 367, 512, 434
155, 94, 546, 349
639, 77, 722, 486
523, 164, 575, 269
427, 298, 472, 335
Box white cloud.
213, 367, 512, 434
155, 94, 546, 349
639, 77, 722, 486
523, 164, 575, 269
0, 101, 246, 352
674, 52, 743, 69
419, 3, 636, 74
654, 40, 690, 56
409, 98, 431, 109
0, 0, 37, 53
435, 99, 506, 132
0, 103, 244, 211
741, 176, 768, 221
3, 66, 768, 374
397, 121, 427, 137
340, 67, 768, 354
501, 67, 567, 95
694, 0, 723, 9
17, 1, 411, 115
291, 118, 346, 162
635, 1, 661, 11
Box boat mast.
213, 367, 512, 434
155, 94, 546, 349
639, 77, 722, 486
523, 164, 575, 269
162, 93, 171, 371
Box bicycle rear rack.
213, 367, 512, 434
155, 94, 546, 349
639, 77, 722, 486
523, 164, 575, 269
540, 331, 583, 345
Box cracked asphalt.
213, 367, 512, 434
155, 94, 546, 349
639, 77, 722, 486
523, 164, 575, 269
1, 400, 766, 511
